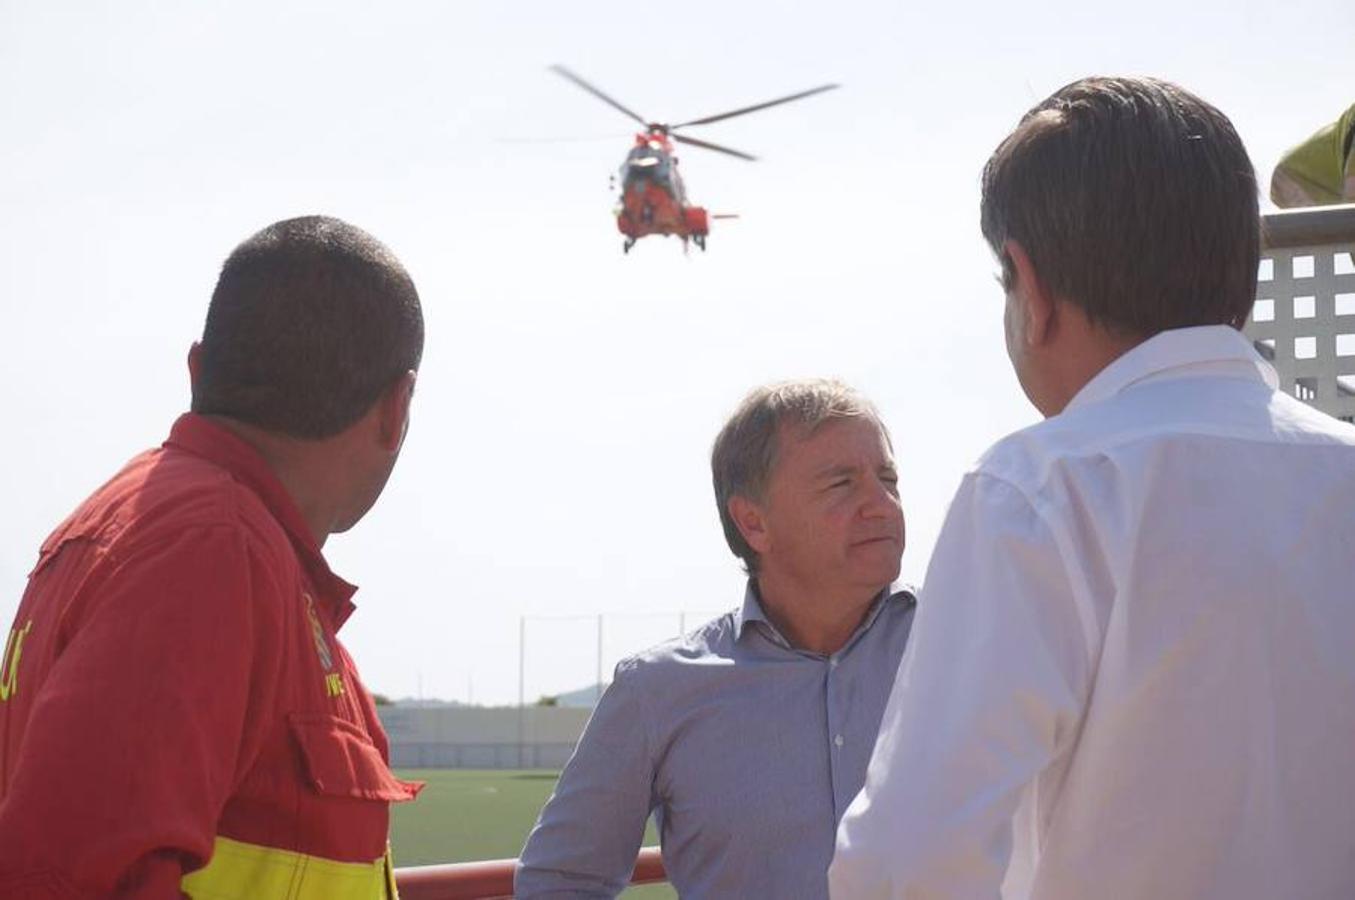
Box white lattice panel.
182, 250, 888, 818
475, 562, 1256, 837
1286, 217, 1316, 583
1244, 244, 1355, 424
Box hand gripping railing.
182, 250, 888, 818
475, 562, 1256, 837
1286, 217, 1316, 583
395, 846, 667, 900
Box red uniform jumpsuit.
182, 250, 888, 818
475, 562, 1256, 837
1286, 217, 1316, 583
0, 414, 422, 899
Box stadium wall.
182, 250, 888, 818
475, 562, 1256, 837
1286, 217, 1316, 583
378, 706, 591, 769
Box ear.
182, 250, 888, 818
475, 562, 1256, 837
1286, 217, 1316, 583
728, 494, 771, 556
187, 342, 203, 390
1005, 240, 1057, 347
376, 370, 417, 454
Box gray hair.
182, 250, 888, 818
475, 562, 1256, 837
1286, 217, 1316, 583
711, 379, 887, 574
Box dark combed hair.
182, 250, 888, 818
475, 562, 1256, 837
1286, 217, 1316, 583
980, 76, 1260, 336
192, 216, 424, 439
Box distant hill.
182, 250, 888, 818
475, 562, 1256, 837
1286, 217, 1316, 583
391, 697, 465, 708
383, 686, 609, 709
553, 683, 608, 708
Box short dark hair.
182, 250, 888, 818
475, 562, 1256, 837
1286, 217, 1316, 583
193, 216, 424, 439
712, 379, 887, 574
980, 76, 1259, 335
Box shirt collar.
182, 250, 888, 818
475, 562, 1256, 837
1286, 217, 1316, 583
734, 579, 904, 656
163, 413, 358, 628
1065, 325, 1279, 415
732, 581, 771, 638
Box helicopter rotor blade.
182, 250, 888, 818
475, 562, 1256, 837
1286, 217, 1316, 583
672, 133, 757, 162
549, 65, 649, 127
495, 132, 632, 144
671, 84, 840, 129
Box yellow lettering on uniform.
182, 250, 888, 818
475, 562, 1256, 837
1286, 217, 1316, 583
0, 630, 12, 701
0, 620, 33, 703
325, 673, 345, 698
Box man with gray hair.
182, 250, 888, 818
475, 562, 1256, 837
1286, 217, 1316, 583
516, 378, 915, 899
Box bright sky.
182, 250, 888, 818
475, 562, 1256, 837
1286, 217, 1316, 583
2, 1, 1352, 705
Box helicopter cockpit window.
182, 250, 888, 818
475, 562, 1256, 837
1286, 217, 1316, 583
623, 144, 676, 193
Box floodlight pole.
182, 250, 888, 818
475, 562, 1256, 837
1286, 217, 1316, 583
518, 615, 526, 769
596, 614, 604, 702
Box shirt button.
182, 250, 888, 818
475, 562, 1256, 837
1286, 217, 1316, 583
834, 734, 844, 748
829, 658, 839, 668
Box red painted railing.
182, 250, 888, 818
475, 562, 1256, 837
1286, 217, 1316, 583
395, 846, 667, 900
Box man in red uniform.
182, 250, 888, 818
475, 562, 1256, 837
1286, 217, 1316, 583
0, 216, 425, 898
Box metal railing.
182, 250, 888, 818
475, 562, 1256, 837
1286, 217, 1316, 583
395, 846, 667, 899
1262, 202, 1355, 250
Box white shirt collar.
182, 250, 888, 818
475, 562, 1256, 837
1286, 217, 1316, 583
1064, 325, 1279, 414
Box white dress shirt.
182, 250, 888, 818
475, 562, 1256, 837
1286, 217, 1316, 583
830, 325, 1355, 900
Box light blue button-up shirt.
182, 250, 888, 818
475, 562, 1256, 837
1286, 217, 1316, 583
516, 583, 915, 899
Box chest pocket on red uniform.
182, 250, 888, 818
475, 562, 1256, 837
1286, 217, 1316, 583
288, 712, 420, 803
182, 716, 420, 899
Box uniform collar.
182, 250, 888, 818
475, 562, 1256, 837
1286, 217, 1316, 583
163, 413, 358, 628
1065, 324, 1278, 414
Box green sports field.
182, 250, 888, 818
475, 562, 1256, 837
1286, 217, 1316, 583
391, 769, 674, 898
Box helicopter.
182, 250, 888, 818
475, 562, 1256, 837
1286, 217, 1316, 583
549, 65, 838, 254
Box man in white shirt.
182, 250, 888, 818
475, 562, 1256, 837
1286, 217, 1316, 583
830, 76, 1355, 899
